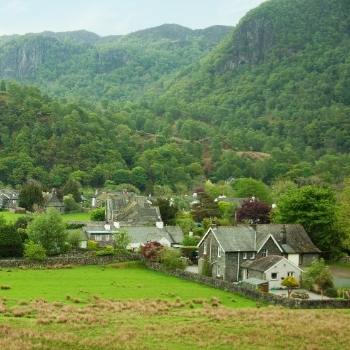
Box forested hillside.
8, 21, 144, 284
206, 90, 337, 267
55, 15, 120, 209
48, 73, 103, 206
0, 0, 350, 191
145, 0, 350, 184
0, 24, 232, 101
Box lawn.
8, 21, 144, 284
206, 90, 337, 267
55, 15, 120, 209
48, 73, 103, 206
0, 264, 253, 307
0, 264, 349, 349
0, 211, 91, 223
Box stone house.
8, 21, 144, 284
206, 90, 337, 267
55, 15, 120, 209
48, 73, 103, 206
0, 189, 19, 210
241, 255, 303, 289
197, 224, 320, 282
44, 189, 65, 213
84, 223, 183, 250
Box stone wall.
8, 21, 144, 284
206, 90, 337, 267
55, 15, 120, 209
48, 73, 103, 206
0, 253, 141, 268
147, 263, 350, 309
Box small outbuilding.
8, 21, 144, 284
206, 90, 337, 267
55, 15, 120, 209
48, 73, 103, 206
241, 255, 303, 290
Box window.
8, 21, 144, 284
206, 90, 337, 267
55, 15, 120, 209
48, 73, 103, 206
216, 265, 221, 277
271, 272, 278, 280
250, 252, 256, 260
217, 247, 221, 258
287, 272, 295, 277
94, 235, 102, 242
203, 242, 207, 255
243, 252, 248, 260
261, 249, 268, 257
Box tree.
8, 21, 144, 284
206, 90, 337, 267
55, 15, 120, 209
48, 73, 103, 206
140, 241, 164, 262
232, 178, 272, 203
302, 259, 334, 297
27, 209, 67, 256
18, 181, 44, 211
337, 178, 350, 251
113, 230, 130, 254
157, 198, 178, 225
236, 198, 271, 224
274, 185, 342, 254
62, 179, 81, 202
63, 195, 80, 213
191, 192, 220, 222
90, 208, 106, 221
0, 217, 23, 258
281, 276, 299, 298
24, 241, 46, 261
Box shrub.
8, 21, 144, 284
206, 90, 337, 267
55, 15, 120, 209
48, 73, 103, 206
90, 208, 105, 221
27, 209, 67, 256
140, 241, 164, 262
0, 218, 23, 258
182, 235, 200, 247
160, 248, 187, 271
281, 276, 299, 298
67, 230, 84, 249
87, 240, 99, 251
201, 257, 212, 277
113, 230, 130, 254
302, 259, 334, 296
324, 287, 338, 298
96, 245, 114, 256
24, 241, 47, 261
63, 195, 81, 213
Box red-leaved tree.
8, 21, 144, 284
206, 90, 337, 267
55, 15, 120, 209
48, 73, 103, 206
140, 241, 164, 261
236, 199, 271, 224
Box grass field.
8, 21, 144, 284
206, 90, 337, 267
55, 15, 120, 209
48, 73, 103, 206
0, 211, 91, 223
1, 264, 350, 349
0, 264, 252, 307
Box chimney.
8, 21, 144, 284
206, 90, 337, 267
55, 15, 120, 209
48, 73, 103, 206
282, 225, 287, 244
156, 221, 164, 229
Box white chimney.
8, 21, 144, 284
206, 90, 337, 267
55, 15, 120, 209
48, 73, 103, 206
156, 221, 164, 229
114, 221, 120, 229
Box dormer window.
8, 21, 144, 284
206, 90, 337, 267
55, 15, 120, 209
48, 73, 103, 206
243, 252, 248, 260
261, 249, 268, 257
250, 252, 256, 260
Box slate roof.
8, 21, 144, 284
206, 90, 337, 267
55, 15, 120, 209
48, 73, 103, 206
212, 226, 256, 252
85, 225, 183, 245
255, 224, 321, 253
241, 255, 285, 272
201, 224, 320, 254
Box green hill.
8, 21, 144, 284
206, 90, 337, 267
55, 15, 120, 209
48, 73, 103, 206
0, 25, 232, 101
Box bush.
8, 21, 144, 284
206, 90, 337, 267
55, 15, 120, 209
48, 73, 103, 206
27, 209, 67, 256
160, 248, 187, 271
87, 240, 99, 251
90, 208, 105, 221
324, 287, 338, 298
182, 235, 200, 247
0, 218, 23, 258
96, 245, 114, 256
63, 195, 81, 213
67, 230, 84, 249
140, 241, 164, 261
24, 241, 47, 261
113, 230, 130, 254
201, 257, 212, 277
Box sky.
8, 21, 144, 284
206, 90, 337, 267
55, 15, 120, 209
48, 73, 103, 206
0, 0, 266, 36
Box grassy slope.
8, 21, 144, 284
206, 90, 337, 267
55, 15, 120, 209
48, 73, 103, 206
0, 265, 349, 349
0, 211, 91, 223
0, 265, 253, 307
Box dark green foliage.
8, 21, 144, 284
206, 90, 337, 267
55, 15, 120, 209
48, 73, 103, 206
160, 248, 187, 271
18, 181, 44, 211
62, 179, 81, 202
24, 241, 46, 261
232, 178, 272, 203
0, 216, 23, 257
27, 209, 67, 256
274, 185, 342, 253
191, 192, 220, 222
90, 208, 106, 222
157, 198, 178, 225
